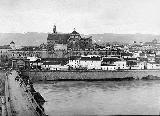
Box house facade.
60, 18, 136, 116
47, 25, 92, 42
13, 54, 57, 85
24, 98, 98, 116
79, 55, 101, 70
101, 64, 117, 71
113, 61, 129, 70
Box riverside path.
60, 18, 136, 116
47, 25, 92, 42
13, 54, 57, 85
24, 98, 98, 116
6, 70, 42, 116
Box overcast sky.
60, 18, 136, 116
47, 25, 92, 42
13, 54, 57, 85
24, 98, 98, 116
0, 0, 160, 34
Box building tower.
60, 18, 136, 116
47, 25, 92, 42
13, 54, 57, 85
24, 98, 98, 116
10, 41, 15, 49
53, 25, 57, 34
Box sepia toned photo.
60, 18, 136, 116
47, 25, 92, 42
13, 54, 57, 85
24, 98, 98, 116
0, 0, 160, 115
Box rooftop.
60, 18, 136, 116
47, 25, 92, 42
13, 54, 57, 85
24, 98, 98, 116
71, 30, 79, 35
80, 56, 101, 61
10, 41, 15, 44
0, 45, 11, 49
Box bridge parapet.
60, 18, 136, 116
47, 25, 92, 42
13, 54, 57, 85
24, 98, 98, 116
20, 78, 46, 116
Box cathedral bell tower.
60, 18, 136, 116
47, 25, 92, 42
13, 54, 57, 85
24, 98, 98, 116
53, 25, 57, 34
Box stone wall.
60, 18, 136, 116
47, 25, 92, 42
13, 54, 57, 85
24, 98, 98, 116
22, 70, 160, 82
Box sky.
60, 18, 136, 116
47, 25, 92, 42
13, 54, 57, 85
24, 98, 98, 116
0, 0, 160, 34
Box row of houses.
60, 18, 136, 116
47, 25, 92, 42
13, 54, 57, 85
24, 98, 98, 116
28, 55, 160, 71
67, 55, 146, 71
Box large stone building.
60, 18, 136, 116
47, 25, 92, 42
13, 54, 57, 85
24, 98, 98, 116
67, 29, 81, 50
67, 28, 92, 50
0, 41, 16, 61
47, 25, 69, 51
8, 46, 48, 59
47, 26, 92, 51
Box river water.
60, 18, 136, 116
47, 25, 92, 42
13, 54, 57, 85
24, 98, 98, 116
34, 80, 160, 115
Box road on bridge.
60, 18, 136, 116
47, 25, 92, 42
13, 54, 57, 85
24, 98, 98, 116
8, 70, 39, 116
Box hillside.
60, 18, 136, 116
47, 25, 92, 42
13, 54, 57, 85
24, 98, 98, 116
90, 33, 160, 44
0, 32, 159, 46
0, 32, 48, 46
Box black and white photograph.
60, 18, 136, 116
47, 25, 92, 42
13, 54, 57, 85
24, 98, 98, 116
0, 0, 160, 115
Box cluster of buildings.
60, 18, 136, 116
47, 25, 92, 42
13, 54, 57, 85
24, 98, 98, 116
32, 54, 158, 71
1, 26, 160, 70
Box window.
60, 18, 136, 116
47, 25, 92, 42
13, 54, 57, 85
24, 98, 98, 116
75, 36, 78, 38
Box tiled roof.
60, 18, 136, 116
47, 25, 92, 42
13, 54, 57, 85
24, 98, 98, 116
43, 62, 61, 65
0, 45, 11, 49
80, 56, 101, 61
71, 30, 79, 35
101, 63, 116, 66
124, 58, 137, 61
102, 57, 121, 62
121, 52, 133, 56
69, 56, 80, 60
19, 46, 41, 51
47, 34, 70, 44
139, 53, 145, 56
10, 41, 15, 44
41, 58, 68, 62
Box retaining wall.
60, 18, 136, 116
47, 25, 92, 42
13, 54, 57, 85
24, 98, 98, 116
22, 70, 160, 82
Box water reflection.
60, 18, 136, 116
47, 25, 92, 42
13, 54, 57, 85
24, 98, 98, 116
34, 80, 160, 115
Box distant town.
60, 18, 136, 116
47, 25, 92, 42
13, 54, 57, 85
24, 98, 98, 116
1, 25, 160, 71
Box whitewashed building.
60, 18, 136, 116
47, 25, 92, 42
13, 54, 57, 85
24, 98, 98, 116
147, 63, 160, 69
113, 61, 129, 70
101, 64, 117, 71
41, 58, 68, 70
67, 56, 80, 69
79, 55, 101, 70
41, 62, 68, 70
131, 62, 145, 70
133, 51, 142, 58
50, 65, 68, 70
147, 56, 155, 63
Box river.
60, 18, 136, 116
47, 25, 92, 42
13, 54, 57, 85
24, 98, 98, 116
34, 80, 160, 115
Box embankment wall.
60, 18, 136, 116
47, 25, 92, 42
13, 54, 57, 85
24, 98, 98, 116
22, 70, 160, 82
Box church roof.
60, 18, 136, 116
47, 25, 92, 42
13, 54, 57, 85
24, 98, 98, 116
47, 34, 70, 44
71, 30, 79, 35
10, 41, 15, 44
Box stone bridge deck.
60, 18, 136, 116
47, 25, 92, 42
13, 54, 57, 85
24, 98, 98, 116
5, 70, 45, 116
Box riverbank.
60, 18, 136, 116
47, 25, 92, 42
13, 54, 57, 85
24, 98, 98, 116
22, 70, 160, 82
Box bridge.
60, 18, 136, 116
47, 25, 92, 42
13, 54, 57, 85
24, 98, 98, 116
4, 70, 46, 116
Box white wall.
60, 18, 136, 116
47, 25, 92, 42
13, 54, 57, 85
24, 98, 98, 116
42, 64, 68, 70
50, 65, 68, 70
80, 60, 101, 70
101, 65, 116, 70
113, 61, 129, 70
87, 61, 101, 69
131, 62, 145, 70
68, 60, 80, 69
147, 63, 160, 69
